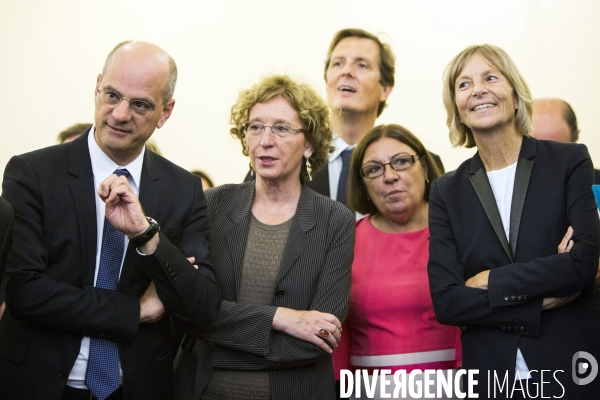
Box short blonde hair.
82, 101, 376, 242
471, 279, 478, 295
442, 44, 532, 148
230, 75, 334, 179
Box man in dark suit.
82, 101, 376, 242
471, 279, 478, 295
0, 41, 220, 400
0, 196, 13, 321
532, 98, 600, 183
246, 29, 444, 205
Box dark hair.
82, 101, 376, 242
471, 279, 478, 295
190, 170, 214, 189
56, 123, 92, 143
347, 124, 441, 215
559, 100, 579, 142
324, 28, 395, 117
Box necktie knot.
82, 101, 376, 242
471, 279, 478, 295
114, 168, 130, 178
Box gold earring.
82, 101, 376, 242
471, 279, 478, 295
305, 156, 312, 181
249, 162, 254, 176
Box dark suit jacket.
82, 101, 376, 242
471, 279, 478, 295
0, 132, 221, 400
0, 197, 13, 307
180, 182, 355, 400
595, 169, 600, 184
243, 152, 445, 198
428, 136, 600, 397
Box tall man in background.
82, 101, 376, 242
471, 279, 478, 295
0, 41, 220, 400
246, 28, 444, 206
316, 28, 444, 205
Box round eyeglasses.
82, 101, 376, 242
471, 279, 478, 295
243, 121, 304, 138
360, 155, 421, 179
97, 89, 155, 118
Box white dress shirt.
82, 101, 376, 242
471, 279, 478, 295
67, 127, 145, 388
487, 162, 531, 381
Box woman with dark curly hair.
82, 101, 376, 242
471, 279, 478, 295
175, 75, 355, 400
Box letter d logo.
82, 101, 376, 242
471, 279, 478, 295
572, 351, 598, 385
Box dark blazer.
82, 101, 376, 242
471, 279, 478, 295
179, 182, 355, 400
0, 131, 221, 400
428, 136, 600, 397
243, 153, 445, 198
0, 197, 14, 307
595, 169, 600, 184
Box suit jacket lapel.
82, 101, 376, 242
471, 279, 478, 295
275, 185, 316, 284
226, 184, 254, 299
68, 131, 98, 287
509, 137, 536, 258
118, 150, 161, 292
469, 152, 514, 261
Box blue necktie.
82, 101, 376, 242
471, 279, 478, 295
336, 148, 354, 206
85, 168, 130, 400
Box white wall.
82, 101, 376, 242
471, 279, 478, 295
1, 0, 599, 187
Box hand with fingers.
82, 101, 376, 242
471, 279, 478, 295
467, 227, 577, 293
139, 282, 165, 323
98, 173, 149, 239
272, 307, 342, 354
543, 226, 580, 310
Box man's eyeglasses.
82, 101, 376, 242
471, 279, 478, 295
360, 155, 421, 179
243, 121, 304, 138
97, 89, 155, 118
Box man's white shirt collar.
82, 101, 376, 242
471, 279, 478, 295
329, 136, 354, 163
88, 125, 144, 194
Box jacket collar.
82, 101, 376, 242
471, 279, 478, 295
469, 136, 536, 261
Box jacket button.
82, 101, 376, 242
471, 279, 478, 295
172, 275, 178, 281
510, 295, 516, 302
501, 326, 506, 330
516, 296, 522, 302
504, 296, 509, 302
520, 326, 525, 332
58, 369, 68, 379
165, 261, 171, 267
507, 326, 512, 332
275, 289, 285, 297
522, 295, 528, 301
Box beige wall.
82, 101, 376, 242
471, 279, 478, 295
1, 0, 599, 187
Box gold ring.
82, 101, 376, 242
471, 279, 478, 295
318, 328, 331, 338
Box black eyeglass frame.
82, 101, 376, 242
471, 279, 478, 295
360, 155, 421, 179
97, 89, 156, 118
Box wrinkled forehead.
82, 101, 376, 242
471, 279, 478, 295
101, 49, 169, 102
332, 37, 381, 63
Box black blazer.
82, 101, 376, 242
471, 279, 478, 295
0, 132, 221, 400
180, 182, 355, 400
428, 136, 600, 397
0, 196, 13, 307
